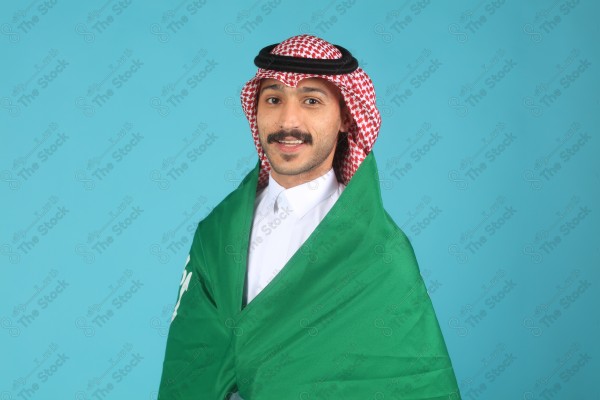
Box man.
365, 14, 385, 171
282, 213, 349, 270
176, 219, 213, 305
158, 35, 461, 399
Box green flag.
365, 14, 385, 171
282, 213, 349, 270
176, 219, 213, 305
158, 152, 461, 399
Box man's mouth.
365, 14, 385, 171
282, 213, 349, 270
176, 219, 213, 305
273, 137, 306, 153
277, 138, 305, 146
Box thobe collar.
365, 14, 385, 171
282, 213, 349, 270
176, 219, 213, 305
264, 168, 340, 220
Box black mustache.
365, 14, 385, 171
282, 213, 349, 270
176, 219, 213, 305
267, 130, 313, 144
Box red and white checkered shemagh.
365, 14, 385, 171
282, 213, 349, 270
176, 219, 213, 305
241, 34, 381, 188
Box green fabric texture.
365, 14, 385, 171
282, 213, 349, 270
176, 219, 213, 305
158, 152, 461, 399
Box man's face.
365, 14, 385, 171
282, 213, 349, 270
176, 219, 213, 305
256, 78, 349, 188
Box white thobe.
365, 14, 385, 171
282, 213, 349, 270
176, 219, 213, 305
244, 167, 345, 304
230, 168, 344, 399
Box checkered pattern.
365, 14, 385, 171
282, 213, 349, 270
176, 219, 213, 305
241, 34, 381, 188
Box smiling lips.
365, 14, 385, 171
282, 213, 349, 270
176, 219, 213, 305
274, 137, 306, 152
278, 138, 304, 145
267, 130, 312, 153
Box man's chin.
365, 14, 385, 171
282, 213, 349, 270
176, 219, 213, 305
265, 150, 302, 169
270, 163, 304, 177
268, 159, 313, 177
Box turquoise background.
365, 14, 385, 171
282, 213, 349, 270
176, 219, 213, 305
1, 1, 598, 398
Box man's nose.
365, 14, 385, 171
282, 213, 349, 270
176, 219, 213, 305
278, 101, 301, 130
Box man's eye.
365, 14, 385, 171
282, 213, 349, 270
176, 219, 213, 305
265, 97, 280, 104
305, 98, 319, 105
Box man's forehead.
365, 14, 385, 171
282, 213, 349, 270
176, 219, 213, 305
259, 77, 342, 96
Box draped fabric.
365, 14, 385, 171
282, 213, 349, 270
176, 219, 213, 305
158, 153, 461, 399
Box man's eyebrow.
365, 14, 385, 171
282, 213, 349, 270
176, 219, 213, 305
298, 86, 329, 97
259, 84, 330, 97
260, 83, 283, 93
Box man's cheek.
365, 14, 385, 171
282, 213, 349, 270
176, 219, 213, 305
258, 130, 269, 145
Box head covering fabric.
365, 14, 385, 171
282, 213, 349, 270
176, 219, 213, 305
254, 43, 358, 74
240, 34, 382, 188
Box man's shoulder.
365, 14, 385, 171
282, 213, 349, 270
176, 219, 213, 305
201, 184, 249, 225
195, 164, 259, 237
